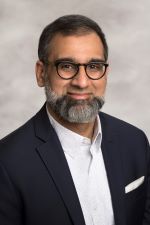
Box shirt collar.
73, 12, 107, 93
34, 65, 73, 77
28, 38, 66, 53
46, 105, 102, 157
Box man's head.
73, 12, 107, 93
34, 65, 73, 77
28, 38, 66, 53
36, 15, 109, 124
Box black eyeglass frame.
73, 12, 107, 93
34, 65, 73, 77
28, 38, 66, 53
44, 60, 109, 80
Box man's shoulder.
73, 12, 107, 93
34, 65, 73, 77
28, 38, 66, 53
0, 104, 48, 145
0, 115, 35, 152
99, 111, 146, 137
0, 103, 53, 173
0, 105, 46, 156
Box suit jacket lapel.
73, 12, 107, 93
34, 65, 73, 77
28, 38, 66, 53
100, 112, 126, 225
34, 104, 86, 225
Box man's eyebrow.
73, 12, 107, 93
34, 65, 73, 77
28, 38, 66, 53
89, 58, 106, 63
54, 57, 106, 63
55, 58, 75, 63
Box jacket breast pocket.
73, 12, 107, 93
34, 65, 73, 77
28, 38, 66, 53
125, 181, 146, 201
125, 182, 146, 225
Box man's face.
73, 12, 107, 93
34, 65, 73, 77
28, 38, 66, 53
36, 32, 108, 123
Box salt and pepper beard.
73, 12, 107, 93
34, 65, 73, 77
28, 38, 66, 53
44, 78, 105, 123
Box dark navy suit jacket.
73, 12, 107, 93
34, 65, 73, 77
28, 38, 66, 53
0, 104, 150, 225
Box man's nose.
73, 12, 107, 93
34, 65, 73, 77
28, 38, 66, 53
70, 66, 89, 88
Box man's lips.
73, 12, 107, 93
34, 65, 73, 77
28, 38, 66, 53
67, 92, 92, 100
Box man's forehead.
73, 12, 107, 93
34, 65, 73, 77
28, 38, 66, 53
48, 32, 104, 60
49, 31, 102, 44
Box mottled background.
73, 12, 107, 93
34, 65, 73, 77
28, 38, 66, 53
0, 0, 150, 140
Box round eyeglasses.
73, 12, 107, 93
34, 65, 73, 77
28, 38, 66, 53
44, 60, 109, 80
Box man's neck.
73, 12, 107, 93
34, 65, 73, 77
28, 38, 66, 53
47, 105, 96, 140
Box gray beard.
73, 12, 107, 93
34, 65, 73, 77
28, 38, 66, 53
45, 83, 105, 123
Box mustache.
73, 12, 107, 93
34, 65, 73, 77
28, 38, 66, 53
55, 94, 105, 109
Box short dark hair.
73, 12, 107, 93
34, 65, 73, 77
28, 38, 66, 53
38, 14, 108, 62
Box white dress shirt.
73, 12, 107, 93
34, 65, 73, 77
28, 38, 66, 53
46, 107, 115, 225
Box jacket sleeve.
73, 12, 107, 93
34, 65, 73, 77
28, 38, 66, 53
142, 135, 150, 225
0, 162, 23, 225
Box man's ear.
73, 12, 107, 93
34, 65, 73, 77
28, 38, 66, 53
35, 60, 46, 87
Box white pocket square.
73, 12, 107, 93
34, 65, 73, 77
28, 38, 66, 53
125, 176, 145, 193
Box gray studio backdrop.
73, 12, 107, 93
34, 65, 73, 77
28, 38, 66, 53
0, 0, 150, 139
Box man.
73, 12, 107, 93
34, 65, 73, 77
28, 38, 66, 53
0, 15, 150, 225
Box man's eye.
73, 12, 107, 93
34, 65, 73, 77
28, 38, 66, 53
88, 63, 103, 70
60, 63, 74, 70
